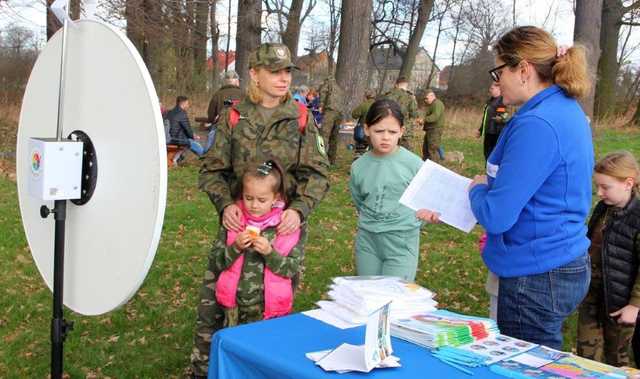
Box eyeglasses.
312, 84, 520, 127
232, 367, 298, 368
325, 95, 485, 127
488, 63, 508, 82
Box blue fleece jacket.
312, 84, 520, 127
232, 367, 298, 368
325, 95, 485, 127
469, 85, 594, 277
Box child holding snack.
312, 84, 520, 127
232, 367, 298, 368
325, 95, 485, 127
349, 99, 424, 281
212, 160, 304, 328
577, 151, 640, 367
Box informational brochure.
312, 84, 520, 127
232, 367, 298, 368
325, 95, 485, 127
458, 334, 538, 364
399, 159, 477, 233
309, 302, 400, 373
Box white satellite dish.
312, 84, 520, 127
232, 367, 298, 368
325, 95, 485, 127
16, 17, 167, 377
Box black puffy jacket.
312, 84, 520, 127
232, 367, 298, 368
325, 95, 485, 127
167, 106, 194, 146
587, 196, 640, 315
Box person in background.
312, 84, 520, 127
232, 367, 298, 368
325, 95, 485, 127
577, 151, 640, 367
306, 88, 322, 125
478, 82, 509, 161
422, 89, 445, 161
293, 85, 309, 106
167, 95, 214, 158
351, 89, 376, 159
383, 76, 419, 152
207, 70, 242, 125
318, 77, 344, 165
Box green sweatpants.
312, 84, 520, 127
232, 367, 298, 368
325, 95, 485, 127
355, 228, 420, 281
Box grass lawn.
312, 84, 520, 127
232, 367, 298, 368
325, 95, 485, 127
1, 113, 640, 377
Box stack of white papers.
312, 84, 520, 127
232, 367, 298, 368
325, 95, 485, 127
311, 276, 438, 327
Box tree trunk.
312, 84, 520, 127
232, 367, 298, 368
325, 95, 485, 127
282, 0, 304, 59
398, 0, 434, 80
335, 0, 372, 113
594, 0, 623, 119
125, 0, 145, 53
211, 1, 221, 91
70, 0, 81, 19
137, 0, 163, 90
236, 0, 262, 90
327, 0, 340, 76
47, 0, 62, 40
573, 0, 603, 122
193, 0, 210, 92
426, 12, 444, 89
632, 97, 640, 126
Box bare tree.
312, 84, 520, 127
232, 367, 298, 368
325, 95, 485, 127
324, 0, 341, 75
594, 0, 640, 118
210, 0, 222, 91
263, 0, 318, 58
335, 0, 373, 112
574, 0, 603, 120
193, 0, 210, 92
236, 0, 262, 88
398, 0, 435, 79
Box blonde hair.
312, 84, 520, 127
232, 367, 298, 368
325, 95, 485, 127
493, 26, 590, 99
247, 67, 292, 105
595, 151, 640, 194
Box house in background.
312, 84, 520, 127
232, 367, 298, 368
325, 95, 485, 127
207, 51, 236, 73
294, 50, 332, 87
367, 47, 439, 94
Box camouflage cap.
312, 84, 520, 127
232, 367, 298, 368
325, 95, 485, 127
249, 43, 298, 71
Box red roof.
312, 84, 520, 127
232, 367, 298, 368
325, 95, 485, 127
207, 51, 236, 70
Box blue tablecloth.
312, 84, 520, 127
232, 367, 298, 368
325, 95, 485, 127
208, 313, 506, 378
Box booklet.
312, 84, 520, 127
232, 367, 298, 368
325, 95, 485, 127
309, 302, 400, 373
399, 159, 477, 233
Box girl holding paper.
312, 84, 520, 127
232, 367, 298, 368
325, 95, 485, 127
349, 99, 424, 281
465, 26, 593, 350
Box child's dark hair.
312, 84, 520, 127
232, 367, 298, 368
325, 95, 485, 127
239, 159, 287, 202
365, 99, 404, 127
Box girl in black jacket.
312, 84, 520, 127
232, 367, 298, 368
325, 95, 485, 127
577, 151, 640, 367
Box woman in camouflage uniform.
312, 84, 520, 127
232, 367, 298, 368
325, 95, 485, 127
189, 43, 330, 378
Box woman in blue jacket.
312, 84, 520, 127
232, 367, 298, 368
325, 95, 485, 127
467, 26, 594, 349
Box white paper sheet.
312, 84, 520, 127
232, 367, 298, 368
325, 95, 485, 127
399, 159, 477, 233
302, 309, 362, 329
310, 302, 399, 373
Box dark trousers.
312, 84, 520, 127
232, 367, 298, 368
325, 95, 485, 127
483, 133, 500, 161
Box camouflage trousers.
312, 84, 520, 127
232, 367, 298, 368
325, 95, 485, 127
577, 285, 635, 367
422, 126, 442, 161
190, 254, 264, 377
321, 110, 340, 165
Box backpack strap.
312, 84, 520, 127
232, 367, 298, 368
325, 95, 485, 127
229, 101, 308, 133
295, 102, 308, 134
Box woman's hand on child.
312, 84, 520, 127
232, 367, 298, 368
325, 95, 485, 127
469, 175, 488, 190
252, 237, 273, 255
234, 231, 253, 251
277, 209, 301, 235
223, 204, 243, 232
416, 209, 441, 224
610, 304, 640, 325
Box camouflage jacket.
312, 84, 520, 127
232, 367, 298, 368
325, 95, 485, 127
383, 88, 419, 119
199, 97, 330, 220
207, 84, 243, 123
423, 98, 445, 130
351, 98, 374, 125
213, 226, 306, 307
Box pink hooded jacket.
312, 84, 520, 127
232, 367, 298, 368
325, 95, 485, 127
215, 201, 300, 319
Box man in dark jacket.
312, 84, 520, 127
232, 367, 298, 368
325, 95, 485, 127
207, 70, 242, 124
167, 96, 213, 158
478, 83, 509, 161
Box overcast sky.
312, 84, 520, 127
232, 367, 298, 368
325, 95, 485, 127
1, 0, 638, 69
